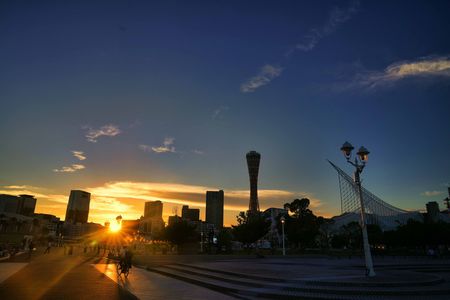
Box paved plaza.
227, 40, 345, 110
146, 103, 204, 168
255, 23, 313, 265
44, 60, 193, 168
1, 248, 450, 299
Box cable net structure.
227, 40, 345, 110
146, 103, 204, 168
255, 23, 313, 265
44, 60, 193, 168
328, 160, 422, 230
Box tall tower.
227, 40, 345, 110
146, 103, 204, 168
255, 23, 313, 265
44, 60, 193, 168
18, 194, 36, 216
206, 190, 224, 228
142, 200, 164, 236
144, 200, 163, 219
65, 190, 90, 224
246, 151, 261, 213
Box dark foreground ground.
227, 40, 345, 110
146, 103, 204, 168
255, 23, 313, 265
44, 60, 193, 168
1, 248, 450, 299
0, 248, 136, 300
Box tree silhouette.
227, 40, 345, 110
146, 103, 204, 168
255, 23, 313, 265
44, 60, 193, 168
232, 211, 270, 250
163, 220, 197, 247
330, 221, 362, 249
282, 198, 320, 249
284, 198, 312, 218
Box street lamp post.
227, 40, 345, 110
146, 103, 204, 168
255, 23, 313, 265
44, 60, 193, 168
280, 216, 286, 256
200, 231, 204, 253
340, 141, 376, 277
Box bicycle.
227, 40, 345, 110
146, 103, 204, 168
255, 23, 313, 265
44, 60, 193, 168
116, 259, 130, 278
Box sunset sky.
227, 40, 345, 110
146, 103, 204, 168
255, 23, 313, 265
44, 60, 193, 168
1, 1, 449, 226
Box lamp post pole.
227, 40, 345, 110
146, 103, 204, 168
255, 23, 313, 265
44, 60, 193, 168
200, 231, 203, 253
281, 216, 286, 256
354, 164, 376, 277
340, 142, 376, 277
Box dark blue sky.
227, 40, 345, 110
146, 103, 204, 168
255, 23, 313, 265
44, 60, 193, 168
1, 0, 449, 224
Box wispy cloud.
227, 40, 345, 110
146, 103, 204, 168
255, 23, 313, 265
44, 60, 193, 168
241, 64, 283, 93
355, 56, 450, 88
87, 181, 322, 214
296, 0, 360, 52
89, 196, 133, 213
2, 185, 45, 191
72, 150, 86, 161
193, 149, 205, 155
212, 106, 229, 120
85, 124, 121, 143
53, 164, 85, 173
53, 150, 87, 173
138, 144, 152, 152
421, 190, 444, 197
152, 137, 176, 153
140, 137, 176, 154
241, 1, 359, 93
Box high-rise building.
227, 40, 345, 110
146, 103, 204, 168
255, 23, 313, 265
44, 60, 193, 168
426, 201, 440, 223
182, 205, 200, 221
144, 200, 163, 219
18, 194, 36, 216
206, 190, 224, 228
65, 190, 90, 224
0, 194, 36, 216
246, 151, 261, 213
0, 194, 21, 214
140, 200, 165, 237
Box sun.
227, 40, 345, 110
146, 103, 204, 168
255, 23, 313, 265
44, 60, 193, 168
109, 221, 122, 233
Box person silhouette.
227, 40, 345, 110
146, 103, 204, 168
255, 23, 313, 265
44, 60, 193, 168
44, 241, 51, 254
28, 241, 34, 258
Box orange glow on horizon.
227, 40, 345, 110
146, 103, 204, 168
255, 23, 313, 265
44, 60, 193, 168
1, 181, 333, 227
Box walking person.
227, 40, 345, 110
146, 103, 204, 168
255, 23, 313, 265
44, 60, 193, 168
44, 241, 51, 254
28, 241, 34, 259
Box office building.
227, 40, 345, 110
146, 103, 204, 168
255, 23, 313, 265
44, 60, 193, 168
19, 195, 37, 216
140, 200, 165, 237
246, 151, 261, 213
182, 205, 200, 221
426, 201, 440, 223
206, 190, 224, 228
144, 200, 163, 219
0, 194, 36, 216
65, 190, 91, 224
0, 194, 20, 214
